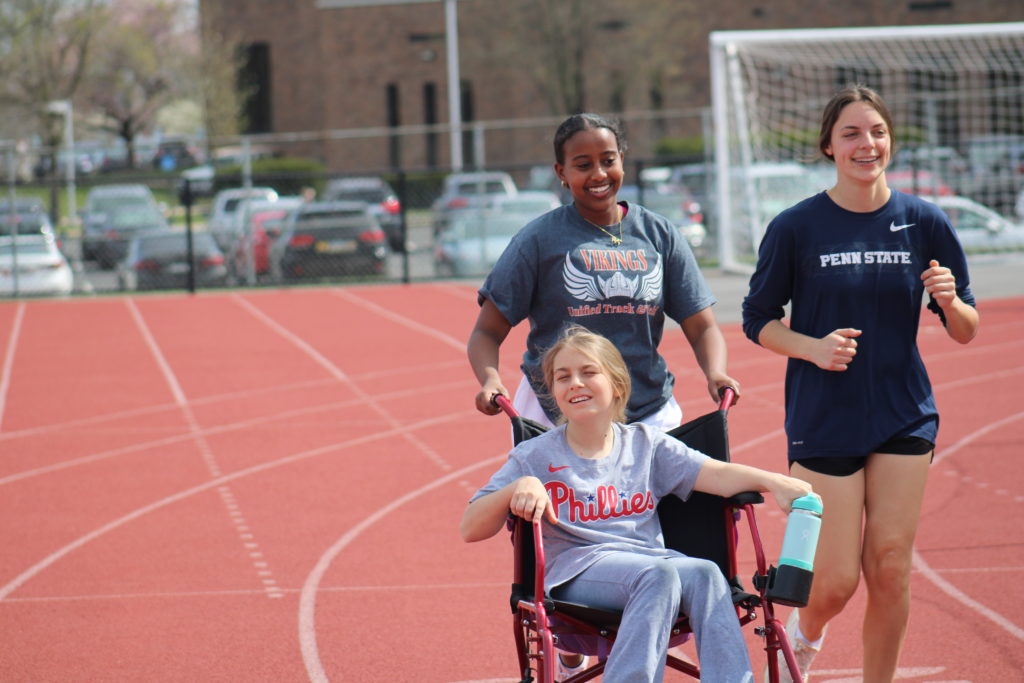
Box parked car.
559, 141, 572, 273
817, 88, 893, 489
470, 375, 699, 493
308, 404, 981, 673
152, 137, 202, 171
117, 230, 228, 291
728, 162, 830, 248
480, 190, 562, 215
226, 196, 304, 282
961, 134, 1024, 215
618, 185, 706, 254
269, 200, 388, 281
322, 176, 404, 251
526, 165, 573, 204
0, 235, 73, 297
208, 187, 278, 251
81, 184, 169, 268
891, 145, 968, 184
431, 171, 517, 235
434, 209, 535, 277
924, 195, 1024, 251
887, 169, 954, 196
0, 198, 57, 242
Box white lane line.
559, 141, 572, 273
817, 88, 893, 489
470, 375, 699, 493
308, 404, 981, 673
125, 298, 187, 407
0, 376, 339, 442
126, 299, 281, 595
233, 294, 453, 471
0, 302, 26, 432
298, 454, 505, 683
0, 378, 473, 487
330, 288, 467, 352
292, 379, 1024, 680
0, 409, 472, 601
915, 409, 1024, 641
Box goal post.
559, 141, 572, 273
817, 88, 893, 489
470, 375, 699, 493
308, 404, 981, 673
709, 22, 1024, 272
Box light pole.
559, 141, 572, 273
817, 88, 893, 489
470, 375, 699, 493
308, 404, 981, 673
46, 100, 77, 231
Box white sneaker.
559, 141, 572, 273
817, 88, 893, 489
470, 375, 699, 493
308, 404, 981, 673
774, 609, 824, 683
556, 652, 588, 681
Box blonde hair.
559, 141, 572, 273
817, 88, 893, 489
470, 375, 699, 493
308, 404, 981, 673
541, 325, 631, 424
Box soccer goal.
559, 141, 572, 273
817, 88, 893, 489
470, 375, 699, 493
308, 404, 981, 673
708, 22, 1024, 272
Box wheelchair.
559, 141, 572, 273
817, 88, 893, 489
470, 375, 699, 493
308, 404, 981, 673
496, 391, 805, 682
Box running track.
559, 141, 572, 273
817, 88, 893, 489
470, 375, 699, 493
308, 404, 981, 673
0, 283, 1021, 682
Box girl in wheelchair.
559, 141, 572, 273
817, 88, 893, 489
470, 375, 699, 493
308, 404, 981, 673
461, 325, 813, 682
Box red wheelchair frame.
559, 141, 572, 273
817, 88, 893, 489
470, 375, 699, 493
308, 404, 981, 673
495, 390, 805, 682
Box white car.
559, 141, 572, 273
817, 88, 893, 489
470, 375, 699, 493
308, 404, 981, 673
924, 195, 1024, 251
0, 236, 73, 297
208, 187, 278, 251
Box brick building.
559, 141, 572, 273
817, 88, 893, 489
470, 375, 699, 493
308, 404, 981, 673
201, 0, 1023, 173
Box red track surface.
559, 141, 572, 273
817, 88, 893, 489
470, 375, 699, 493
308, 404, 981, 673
0, 287, 1021, 682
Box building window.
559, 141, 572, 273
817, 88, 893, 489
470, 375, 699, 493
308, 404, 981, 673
423, 82, 438, 169
239, 42, 272, 134
386, 83, 400, 169
461, 80, 474, 167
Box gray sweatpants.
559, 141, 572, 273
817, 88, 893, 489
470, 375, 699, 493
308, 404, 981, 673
551, 552, 754, 682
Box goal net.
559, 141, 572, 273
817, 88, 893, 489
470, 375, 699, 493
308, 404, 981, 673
708, 22, 1024, 271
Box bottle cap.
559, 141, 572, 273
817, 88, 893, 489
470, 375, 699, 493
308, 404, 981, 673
791, 493, 823, 515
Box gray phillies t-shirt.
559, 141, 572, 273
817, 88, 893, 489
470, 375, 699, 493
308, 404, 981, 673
470, 422, 710, 592
478, 202, 715, 423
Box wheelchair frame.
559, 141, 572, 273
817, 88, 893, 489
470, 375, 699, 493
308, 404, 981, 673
495, 391, 805, 683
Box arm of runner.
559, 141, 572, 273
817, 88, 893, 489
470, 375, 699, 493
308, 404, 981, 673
758, 320, 862, 371
680, 307, 741, 403
468, 298, 514, 415
922, 259, 978, 344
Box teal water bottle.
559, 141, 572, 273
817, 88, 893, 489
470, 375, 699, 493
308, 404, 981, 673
766, 494, 822, 607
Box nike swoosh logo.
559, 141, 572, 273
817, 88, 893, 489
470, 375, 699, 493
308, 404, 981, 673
548, 464, 570, 472
889, 221, 915, 232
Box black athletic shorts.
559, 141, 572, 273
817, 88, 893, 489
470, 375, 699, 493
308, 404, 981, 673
791, 436, 935, 477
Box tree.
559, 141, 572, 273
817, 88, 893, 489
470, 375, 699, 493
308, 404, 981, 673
81, 0, 195, 168
0, 0, 102, 172
194, 2, 248, 154
461, 0, 701, 118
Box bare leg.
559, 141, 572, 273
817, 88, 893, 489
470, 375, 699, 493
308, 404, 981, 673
861, 452, 931, 682
788, 462, 865, 642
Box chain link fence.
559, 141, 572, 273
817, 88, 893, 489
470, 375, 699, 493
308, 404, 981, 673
3, 140, 1022, 299
2, 155, 714, 297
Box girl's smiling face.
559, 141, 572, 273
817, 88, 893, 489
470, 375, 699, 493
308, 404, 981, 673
554, 127, 625, 226
550, 346, 618, 423
824, 101, 891, 187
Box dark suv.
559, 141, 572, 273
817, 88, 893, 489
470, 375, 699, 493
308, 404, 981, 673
322, 177, 403, 251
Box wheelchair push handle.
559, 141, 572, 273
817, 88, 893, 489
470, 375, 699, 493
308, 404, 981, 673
491, 392, 515, 417
718, 386, 737, 412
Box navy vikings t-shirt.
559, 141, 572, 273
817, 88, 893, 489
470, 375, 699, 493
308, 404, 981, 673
480, 202, 715, 423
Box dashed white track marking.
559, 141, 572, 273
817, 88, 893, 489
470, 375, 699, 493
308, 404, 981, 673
126, 299, 280, 595
0, 410, 472, 601
0, 378, 470, 487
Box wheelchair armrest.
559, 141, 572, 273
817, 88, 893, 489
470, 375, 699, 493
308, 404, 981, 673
727, 491, 764, 505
